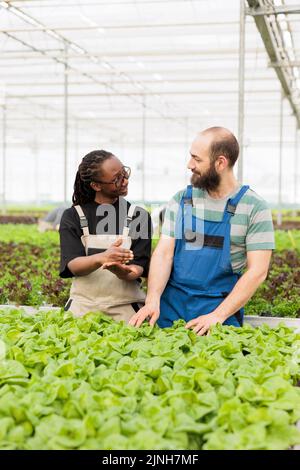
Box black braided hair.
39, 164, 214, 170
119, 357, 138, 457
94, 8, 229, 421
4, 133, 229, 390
72, 150, 115, 206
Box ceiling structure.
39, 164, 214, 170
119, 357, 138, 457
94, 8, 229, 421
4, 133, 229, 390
0, 0, 299, 204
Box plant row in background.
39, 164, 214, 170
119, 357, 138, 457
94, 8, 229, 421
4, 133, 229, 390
0, 225, 299, 317
0, 241, 70, 307
4, 206, 54, 217
0, 216, 40, 225
0, 225, 70, 307
246, 250, 300, 318
1, 224, 299, 251
0, 309, 299, 450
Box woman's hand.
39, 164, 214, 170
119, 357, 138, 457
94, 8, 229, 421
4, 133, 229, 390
102, 262, 143, 280
99, 238, 134, 265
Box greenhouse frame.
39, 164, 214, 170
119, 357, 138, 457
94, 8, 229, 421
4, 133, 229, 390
0, 0, 299, 455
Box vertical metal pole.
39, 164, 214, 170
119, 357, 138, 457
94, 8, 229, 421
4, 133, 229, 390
2, 104, 7, 214
64, 42, 69, 203
185, 117, 189, 185
120, 135, 124, 159
73, 120, 80, 175
33, 137, 39, 206
277, 91, 284, 226
74, 120, 78, 164
293, 124, 298, 216
142, 95, 146, 202
238, 0, 246, 182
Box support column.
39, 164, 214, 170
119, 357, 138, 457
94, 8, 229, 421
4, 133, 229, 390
64, 42, 69, 204
1, 104, 7, 214
238, 0, 246, 182
277, 91, 284, 226
185, 117, 190, 185
292, 123, 299, 216
142, 95, 146, 202
33, 136, 39, 206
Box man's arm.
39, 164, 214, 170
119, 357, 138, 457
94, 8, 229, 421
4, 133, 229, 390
186, 250, 272, 335
129, 235, 175, 327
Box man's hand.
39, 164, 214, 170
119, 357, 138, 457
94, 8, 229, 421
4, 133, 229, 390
185, 312, 224, 336
129, 302, 160, 327
128, 235, 174, 328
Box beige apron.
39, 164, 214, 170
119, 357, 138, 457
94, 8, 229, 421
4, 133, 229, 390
65, 203, 146, 322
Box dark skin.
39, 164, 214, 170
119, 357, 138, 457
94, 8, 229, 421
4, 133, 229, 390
68, 156, 143, 280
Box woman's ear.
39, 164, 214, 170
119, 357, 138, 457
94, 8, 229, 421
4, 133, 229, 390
90, 181, 101, 191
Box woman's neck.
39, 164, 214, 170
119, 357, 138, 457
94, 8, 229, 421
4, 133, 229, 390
94, 194, 118, 205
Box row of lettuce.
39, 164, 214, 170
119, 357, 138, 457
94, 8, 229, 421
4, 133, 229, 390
0, 309, 299, 450
0, 225, 299, 318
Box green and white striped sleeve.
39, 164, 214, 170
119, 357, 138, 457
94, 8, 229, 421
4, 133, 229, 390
161, 190, 183, 238
246, 197, 275, 251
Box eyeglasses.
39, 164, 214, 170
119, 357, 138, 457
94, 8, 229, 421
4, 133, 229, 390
93, 166, 131, 189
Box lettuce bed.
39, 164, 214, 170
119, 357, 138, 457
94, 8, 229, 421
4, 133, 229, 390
0, 309, 300, 450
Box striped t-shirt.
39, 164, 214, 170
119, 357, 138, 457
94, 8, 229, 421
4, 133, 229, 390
161, 185, 275, 273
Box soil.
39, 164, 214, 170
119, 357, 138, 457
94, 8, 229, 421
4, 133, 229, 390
0, 215, 38, 224
273, 221, 300, 230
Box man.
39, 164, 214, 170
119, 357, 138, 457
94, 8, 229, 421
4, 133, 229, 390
38, 205, 68, 232
129, 127, 274, 335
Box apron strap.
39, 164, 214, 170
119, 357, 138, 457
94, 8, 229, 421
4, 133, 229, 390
74, 205, 90, 237
183, 184, 193, 206
222, 185, 249, 223
74, 202, 136, 239
219, 185, 249, 269
122, 203, 137, 237
182, 185, 196, 233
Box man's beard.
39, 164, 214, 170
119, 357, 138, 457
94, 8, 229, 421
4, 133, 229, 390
190, 163, 220, 192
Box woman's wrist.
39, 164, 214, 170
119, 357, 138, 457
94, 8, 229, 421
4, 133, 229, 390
95, 252, 106, 267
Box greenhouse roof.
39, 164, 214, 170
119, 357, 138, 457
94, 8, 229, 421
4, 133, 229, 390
0, 0, 299, 203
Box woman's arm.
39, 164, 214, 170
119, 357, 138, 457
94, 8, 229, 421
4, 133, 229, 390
68, 239, 134, 276
102, 263, 143, 280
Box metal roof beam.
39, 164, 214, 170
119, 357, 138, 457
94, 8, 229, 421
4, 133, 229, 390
5, 90, 281, 98
1, 112, 293, 122
0, 50, 266, 59
1, 32, 176, 125
0, 1, 189, 128
8, 0, 205, 6
247, 0, 300, 127
3, 77, 275, 87
270, 61, 300, 68
0, 21, 239, 34
246, 5, 300, 16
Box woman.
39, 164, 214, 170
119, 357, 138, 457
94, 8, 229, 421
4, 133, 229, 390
59, 150, 152, 323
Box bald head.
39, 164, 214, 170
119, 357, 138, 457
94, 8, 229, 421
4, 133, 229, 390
195, 127, 239, 167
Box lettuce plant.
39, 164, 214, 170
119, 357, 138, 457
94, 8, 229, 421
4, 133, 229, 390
0, 309, 299, 450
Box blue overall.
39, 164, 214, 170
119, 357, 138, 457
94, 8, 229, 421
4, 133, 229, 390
158, 185, 250, 328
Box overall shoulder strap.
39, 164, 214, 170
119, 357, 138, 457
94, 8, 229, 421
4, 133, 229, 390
122, 203, 137, 237
181, 185, 195, 232
225, 185, 249, 217
220, 185, 249, 267
74, 205, 90, 237
182, 184, 193, 207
